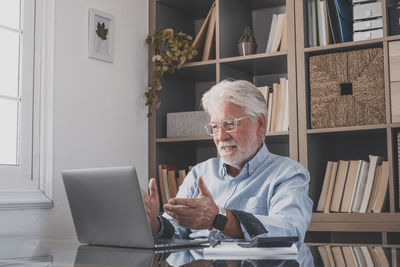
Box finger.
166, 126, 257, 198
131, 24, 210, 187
168, 197, 197, 207
197, 176, 211, 197
149, 178, 158, 199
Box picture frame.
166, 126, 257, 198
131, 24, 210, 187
88, 8, 114, 62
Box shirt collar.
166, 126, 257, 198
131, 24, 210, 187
219, 143, 270, 179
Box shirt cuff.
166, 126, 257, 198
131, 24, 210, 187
153, 215, 175, 239
230, 209, 268, 239
153, 215, 164, 238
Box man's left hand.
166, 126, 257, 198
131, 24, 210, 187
164, 176, 218, 230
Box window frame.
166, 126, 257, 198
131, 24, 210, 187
0, 0, 55, 209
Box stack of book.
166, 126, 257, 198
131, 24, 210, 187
192, 2, 216, 61
258, 78, 289, 133
265, 13, 287, 53
317, 245, 389, 267
158, 164, 192, 205
316, 155, 389, 213
307, 0, 352, 47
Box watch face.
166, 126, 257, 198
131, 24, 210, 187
213, 214, 228, 231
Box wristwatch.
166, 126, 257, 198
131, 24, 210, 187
212, 206, 228, 231
209, 207, 228, 247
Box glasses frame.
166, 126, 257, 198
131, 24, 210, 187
204, 116, 249, 136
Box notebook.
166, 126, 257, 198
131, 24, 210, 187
61, 166, 208, 249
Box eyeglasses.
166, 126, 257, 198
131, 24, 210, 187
204, 116, 249, 136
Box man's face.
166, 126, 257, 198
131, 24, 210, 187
210, 102, 263, 168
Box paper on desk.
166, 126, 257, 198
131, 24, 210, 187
203, 242, 298, 260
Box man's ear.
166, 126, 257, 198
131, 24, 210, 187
257, 114, 267, 136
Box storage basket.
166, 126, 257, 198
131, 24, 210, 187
309, 47, 386, 129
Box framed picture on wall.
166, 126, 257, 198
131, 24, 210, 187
88, 8, 114, 62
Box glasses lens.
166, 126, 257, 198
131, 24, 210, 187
205, 124, 214, 135
222, 119, 236, 132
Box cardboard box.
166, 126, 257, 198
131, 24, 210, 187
167, 111, 210, 137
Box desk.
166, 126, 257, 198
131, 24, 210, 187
0, 238, 398, 266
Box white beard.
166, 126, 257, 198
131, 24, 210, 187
217, 133, 259, 168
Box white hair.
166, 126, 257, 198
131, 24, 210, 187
201, 79, 267, 121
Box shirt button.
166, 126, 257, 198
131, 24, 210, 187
231, 181, 235, 185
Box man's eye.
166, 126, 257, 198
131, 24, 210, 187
211, 125, 218, 129
223, 121, 235, 127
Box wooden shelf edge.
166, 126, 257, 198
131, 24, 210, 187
308, 213, 400, 232
384, 35, 400, 42
182, 59, 217, 68
304, 38, 383, 53
156, 136, 213, 143
266, 131, 289, 137
219, 51, 287, 63
306, 124, 388, 134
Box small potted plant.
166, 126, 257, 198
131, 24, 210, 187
237, 26, 257, 56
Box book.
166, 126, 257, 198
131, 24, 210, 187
161, 169, 170, 202
307, 0, 315, 46
354, 246, 367, 267
333, 0, 352, 43
351, 161, 369, 212
158, 164, 168, 205
373, 247, 390, 267
275, 78, 287, 131
269, 83, 280, 132
360, 246, 374, 267
398, 133, 400, 209
372, 161, 390, 213
281, 79, 289, 131
202, 3, 216, 61
316, 161, 334, 212
192, 2, 215, 57
359, 155, 383, 213
324, 161, 339, 213
318, 246, 335, 267
279, 13, 288, 51
270, 13, 286, 52
266, 14, 279, 53
341, 160, 363, 213
317, 0, 327, 46
167, 170, 178, 198
330, 160, 349, 212
266, 88, 273, 133
367, 247, 380, 266
342, 246, 357, 267
323, 0, 332, 44
366, 164, 383, 212
331, 246, 346, 266
178, 169, 186, 187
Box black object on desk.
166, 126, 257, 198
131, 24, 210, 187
238, 236, 298, 248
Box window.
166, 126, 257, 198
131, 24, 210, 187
0, 0, 54, 209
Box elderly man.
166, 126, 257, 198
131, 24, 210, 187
142, 79, 312, 243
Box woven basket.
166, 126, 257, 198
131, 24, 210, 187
309, 47, 386, 129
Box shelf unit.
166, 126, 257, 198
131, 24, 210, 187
148, 0, 400, 243
149, 0, 298, 178
295, 0, 400, 243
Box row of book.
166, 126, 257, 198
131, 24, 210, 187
316, 156, 389, 213
307, 0, 352, 47
257, 78, 289, 133
158, 164, 192, 205
192, 2, 216, 61
265, 13, 287, 53
316, 245, 389, 267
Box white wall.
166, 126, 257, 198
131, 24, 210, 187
0, 0, 148, 239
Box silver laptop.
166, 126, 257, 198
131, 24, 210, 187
62, 166, 208, 249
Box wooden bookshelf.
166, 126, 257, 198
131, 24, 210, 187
149, 0, 400, 244
295, 0, 400, 243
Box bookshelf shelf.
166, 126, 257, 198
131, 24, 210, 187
182, 60, 217, 68
306, 124, 389, 135
309, 213, 400, 232
385, 35, 400, 42
304, 38, 384, 54
219, 51, 287, 63
156, 136, 213, 143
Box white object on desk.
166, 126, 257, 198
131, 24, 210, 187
203, 242, 298, 260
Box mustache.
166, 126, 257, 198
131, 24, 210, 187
218, 140, 238, 149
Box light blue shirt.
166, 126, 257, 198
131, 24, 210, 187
163, 143, 313, 242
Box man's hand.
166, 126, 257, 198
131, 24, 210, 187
164, 176, 219, 230
141, 178, 160, 235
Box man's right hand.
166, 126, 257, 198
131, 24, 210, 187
141, 178, 160, 235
